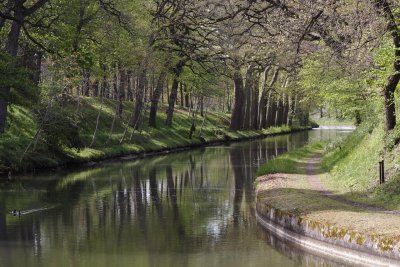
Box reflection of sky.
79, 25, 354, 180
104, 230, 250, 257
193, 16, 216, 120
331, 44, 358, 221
206, 220, 222, 239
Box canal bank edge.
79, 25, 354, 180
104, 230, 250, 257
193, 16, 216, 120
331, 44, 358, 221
2, 126, 312, 177
255, 210, 400, 267
255, 175, 400, 266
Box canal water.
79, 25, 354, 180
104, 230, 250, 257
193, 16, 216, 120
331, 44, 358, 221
0, 129, 352, 267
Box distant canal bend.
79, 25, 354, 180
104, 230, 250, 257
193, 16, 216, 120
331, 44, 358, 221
0, 129, 351, 267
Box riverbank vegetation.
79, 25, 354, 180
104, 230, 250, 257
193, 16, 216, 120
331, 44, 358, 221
1, 0, 400, 176
1, 96, 304, 173
257, 123, 400, 210
256, 143, 323, 176
321, 124, 400, 210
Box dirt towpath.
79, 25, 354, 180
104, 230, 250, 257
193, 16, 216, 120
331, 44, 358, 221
305, 154, 400, 216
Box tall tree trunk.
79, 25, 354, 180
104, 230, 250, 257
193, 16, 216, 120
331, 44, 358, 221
118, 66, 126, 118
283, 94, 290, 126
267, 93, 277, 127
200, 95, 204, 117
230, 67, 245, 131
373, 0, 400, 131
92, 80, 99, 97
82, 69, 91, 96
149, 68, 167, 127
259, 66, 271, 129
166, 78, 179, 127
101, 64, 107, 98
179, 82, 184, 106
265, 68, 280, 128
130, 63, 147, 128
275, 96, 283, 126
127, 71, 134, 101
383, 75, 399, 131
243, 64, 255, 130
0, 10, 22, 133
251, 72, 260, 129
166, 60, 185, 127
184, 84, 190, 107
288, 92, 296, 126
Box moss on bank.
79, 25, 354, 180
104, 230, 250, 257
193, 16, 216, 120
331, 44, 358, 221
0, 97, 309, 174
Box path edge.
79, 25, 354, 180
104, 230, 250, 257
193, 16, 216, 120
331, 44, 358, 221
255, 200, 400, 266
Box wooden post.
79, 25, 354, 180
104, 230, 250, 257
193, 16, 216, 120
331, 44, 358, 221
379, 160, 385, 184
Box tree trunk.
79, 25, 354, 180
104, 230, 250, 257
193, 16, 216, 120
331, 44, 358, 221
149, 68, 167, 127
243, 64, 255, 130
230, 67, 245, 131
179, 82, 184, 107
265, 68, 280, 128
184, 84, 190, 107
118, 67, 126, 118
200, 95, 204, 117
252, 72, 260, 129
373, 0, 400, 131
101, 64, 107, 98
166, 60, 185, 127
259, 67, 271, 129
130, 64, 147, 128
0, 11, 22, 133
127, 71, 134, 101
384, 74, 399, 131
82, 69, 91, 96
267, 93, 277, 127
166, 78, 180, 127
275, 97, 283, 126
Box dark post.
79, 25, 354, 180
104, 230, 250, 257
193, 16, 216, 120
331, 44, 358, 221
379, 160, 385, 184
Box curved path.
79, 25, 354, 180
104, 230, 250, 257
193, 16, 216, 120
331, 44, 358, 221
306, 154, 400, 216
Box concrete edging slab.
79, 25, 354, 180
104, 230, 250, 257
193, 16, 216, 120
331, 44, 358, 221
256, 211, 400, 267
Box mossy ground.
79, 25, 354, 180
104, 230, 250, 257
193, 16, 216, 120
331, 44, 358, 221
0, 97, 306, 173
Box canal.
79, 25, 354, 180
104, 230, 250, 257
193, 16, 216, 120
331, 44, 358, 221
0, 128, 351, 267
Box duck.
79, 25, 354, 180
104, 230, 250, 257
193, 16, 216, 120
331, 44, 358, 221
11, 210, 21, 216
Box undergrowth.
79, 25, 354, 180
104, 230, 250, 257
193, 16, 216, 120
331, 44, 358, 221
0, 97, 308, 173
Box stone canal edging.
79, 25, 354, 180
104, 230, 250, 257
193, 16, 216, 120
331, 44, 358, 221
255, 201, 400, 266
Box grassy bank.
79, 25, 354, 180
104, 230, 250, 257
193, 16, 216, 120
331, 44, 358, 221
255, 129, 400, 259
257, 122, 400, 210
256, 142, 324, 176
320, 124, 400, 210
0, 97, 310, 174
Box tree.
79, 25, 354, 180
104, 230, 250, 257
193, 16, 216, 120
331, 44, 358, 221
0, 0, 51, 133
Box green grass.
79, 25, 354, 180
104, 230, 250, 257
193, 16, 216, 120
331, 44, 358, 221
321, 124, 384, 193
319, 122, 400, 209
256, 121, 400, 210
0, 97, 310, 173
256, 142, 324, 176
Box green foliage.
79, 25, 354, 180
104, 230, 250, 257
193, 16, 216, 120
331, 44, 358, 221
298, 51, 375, 122
0, 98, 307, 172
0, 52, 39, 106
385, 124, 400, 150
322, 123, 384, 193
35, 105, 83, 152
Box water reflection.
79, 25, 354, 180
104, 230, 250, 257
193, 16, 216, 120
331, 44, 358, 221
0, 129, 350, 267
